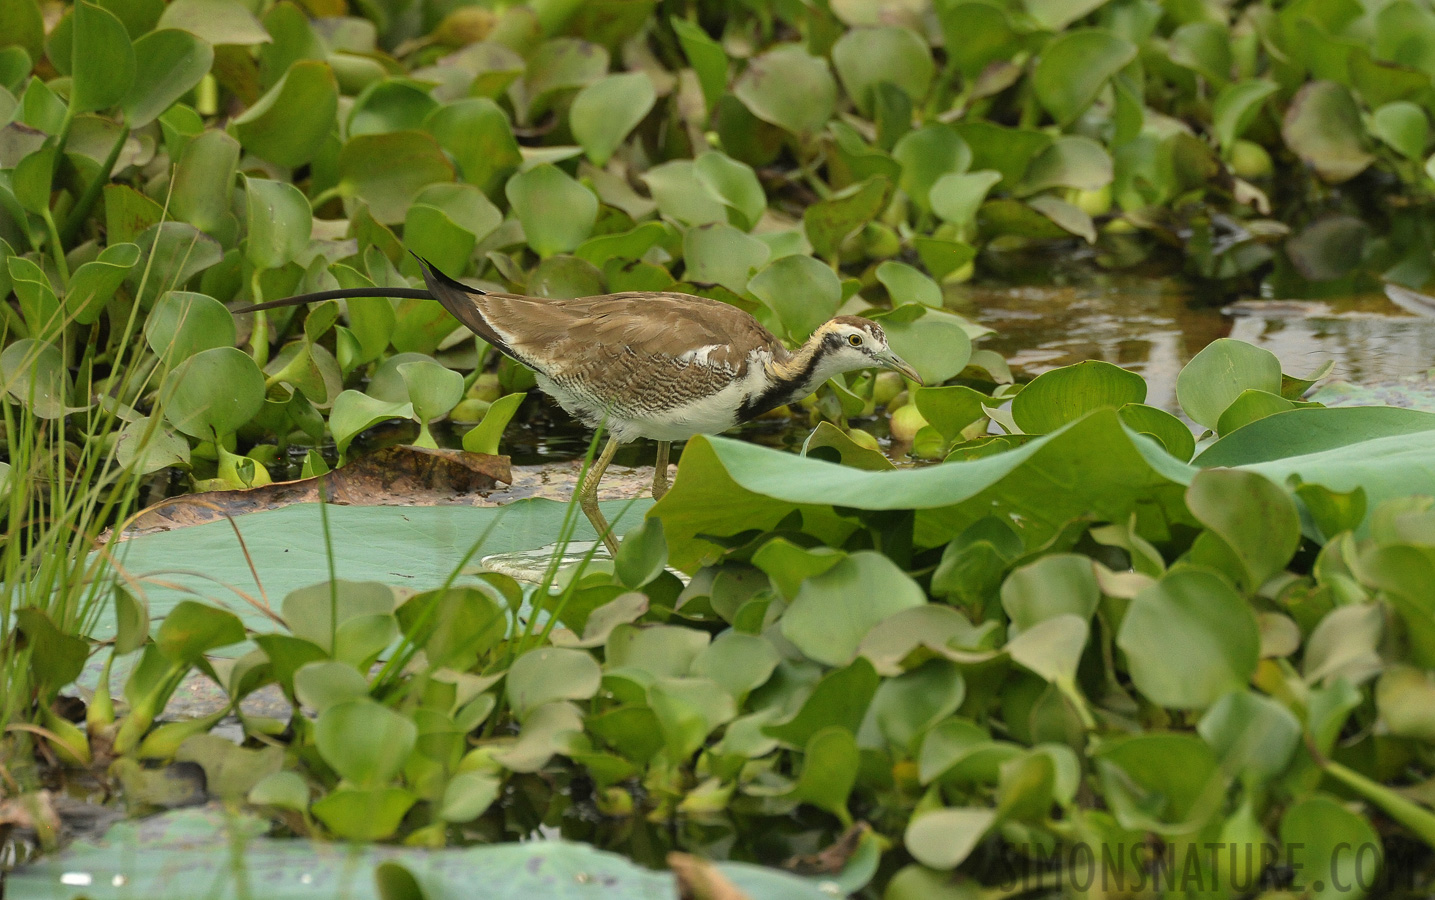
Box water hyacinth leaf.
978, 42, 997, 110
348, 79, 437, 137
12, 146, 55, 215
747, 253, 841, 341
691, 631, 779, 700
1095, 733, 1223, 833
913, 385, 991, 442
1213, 79, 1279, 153
313, 786, 416, 841
506, 648, 601, 720
1176, 338, 1283, 430
1118, 403, 1196, 461
1196, 690, 1301, 781
282, 581, 396, 655
157, 0, 269, 45
15, 608, 87, 690
1377, 666, 1435, 740
398, 359, 463, 424
123, 29, 212, 127
1006, 615, 1088, 685
244, 177, 311, 271
462, 391, 525, 455
294, 660, 369, 713
1032, 30, 1137, 126
643, 160, 729, 227
230, 60, 338, 168
670, 17, 726, 109
1303, 603, 1384, 686
315, 697, 416, 788
892, 126, 971, 211
505, 164, 597, 257
1, 339, 70, 419
570, 72, 655, 166
794, 726, 859, 821
130, 222, 224, 295
1011, 360, 1146, 435
247, 771, 309, 812
1282, 81, 1376, 183
929, 170, 1002, 231
867, 658, 966, 752
781, 551, 925, 666
0, 0, 44, 63
395, 587, 505, 670
70, 2, 135, 114
171, 130, 239, 235
155, 599, 245, 662
338, 130, 455, 225
806, 176, 892, 260
1186, 468, 1300, 589
870, 304, 973, 386
831, 26, 933, 116
440, 771, 501, 823
160, 346, 265, 441
876, 260, 940, 308
517, 37, 609, 122
1026, 195, 1096, 243
66, 242, 139, 324
1018, 137, 1113, 195
647, 676, 736, 760
733, 44, 836, 136
1279, 795, 1382, 900
693, 152, 765, 231
904, 808, 996, 870
424, 98, 523, 196
328, 390, 414, 457
1001, 554, 1100, 633
614, 518, 667, 589
1371, 100, 1429, 160
683, 222, 769, 293
1117, 569, 1260, 709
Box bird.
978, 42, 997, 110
235, 256, 923, 554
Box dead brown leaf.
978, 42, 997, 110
781, 822, 870, 876
668, 852, 752, 900
118, 446, 512, 538
0, 789, 61, 846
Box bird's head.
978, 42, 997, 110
812, 316, 923, 385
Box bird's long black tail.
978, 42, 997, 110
231, 254, 485, 315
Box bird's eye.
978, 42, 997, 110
848, 334, 863, 347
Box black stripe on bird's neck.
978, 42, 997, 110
738, 332, 841, 421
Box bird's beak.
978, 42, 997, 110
877, 350, 923, 386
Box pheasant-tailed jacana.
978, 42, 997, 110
236, 257, 923, 554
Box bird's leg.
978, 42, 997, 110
578, 434, 622, 556
651, 441, 671, 501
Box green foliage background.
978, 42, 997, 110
6, 0, 1435, 897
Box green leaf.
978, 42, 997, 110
764, 658, 879, 748
1018, 136, 1113, 195
693, 151, 765, 231
230, 60, 338, 169
747, 253, 841, 341
1186, 468, 1300, 589
66, 242, 140, 325
423, 98, 522, 196
156, 0, 270, 46
0, 0, 44, 63
161, 346, 265, 441
122, 28, 211, 127
904, 808, 995, 870
506, 648, 601, 721
329, 391, 415, 458
155, 599, 245, 663
570, 72, 655, 166
1001, 554, 1100, 632
1371, 100, 1429, 160
733, 44, 836, 137
1032, 29, 1136, 126
70, 1, 135, 114
1011, 360, 1146, 434
670, 17, 726, 109
244, 177, 311, 271
1280, 795, 1382, 900
143, 292, 235, 367
831, 26, 933, 117
338, 130, 456, 225
642, 160, 728, 227
781, 551, 926, 666
16, 608, 88, 690
647, 676, 736, 760
793, 726, 858, 821
397, 360, 463, 426
315, 698, 416, 788
1095, 733, 1223, 833
805, 176, 892, 260
614, 518, 667, 589
869, 304, 973, 386
1116, 569, 1260, 709
1213, 79, 1279, 153
504, 164, 597, 257
892, 126, 970, 212
463, 392, 525, 455
1197, 690, 1301, 781
313, 786, 416, 840
929, 170, 1002, 231
1118, 403, 1196, 461
1176, 338, 1283, 430
1282, 80, 1375, 183
1, 338, 70, 419
682, 222, 769, 293
294, 660, 369, 714
171, 130, 239, 236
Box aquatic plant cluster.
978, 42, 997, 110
3, 0, 1435, 896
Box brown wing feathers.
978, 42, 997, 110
235, 256, 790, 381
